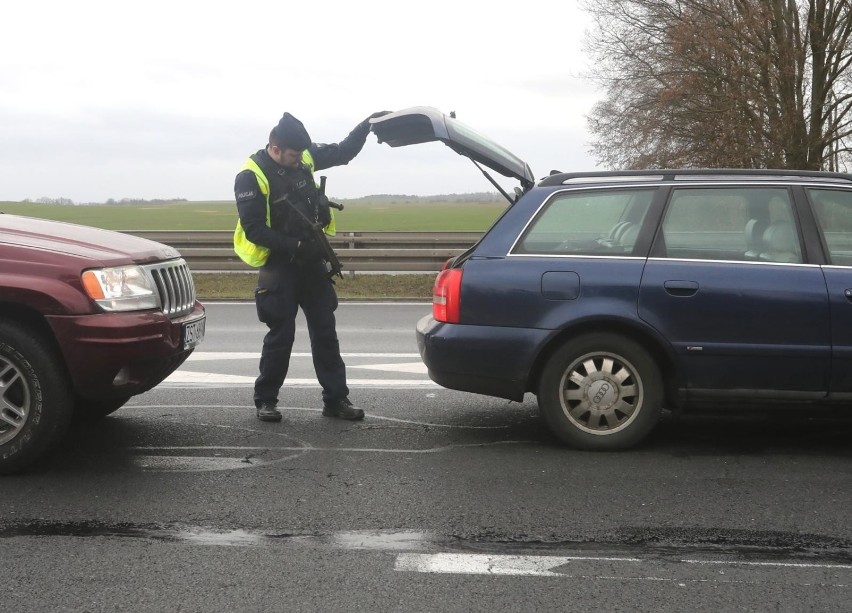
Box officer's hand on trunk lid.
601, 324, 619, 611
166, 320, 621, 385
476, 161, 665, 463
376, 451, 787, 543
360, 111, 392, 131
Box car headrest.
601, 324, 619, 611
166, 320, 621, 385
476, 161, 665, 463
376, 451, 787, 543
763, 221, 796, 252
744, 218, 768, 247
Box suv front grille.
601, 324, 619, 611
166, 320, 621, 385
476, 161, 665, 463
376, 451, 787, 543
145, 259, 197, 318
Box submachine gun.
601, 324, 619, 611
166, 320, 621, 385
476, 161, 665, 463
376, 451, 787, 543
272, 175, 344, 279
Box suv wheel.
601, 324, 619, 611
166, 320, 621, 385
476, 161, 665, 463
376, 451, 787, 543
538, 333, 662, 450
0, 323, 73, 474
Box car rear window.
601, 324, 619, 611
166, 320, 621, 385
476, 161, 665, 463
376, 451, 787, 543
808, 188, 852, 266
513, 188, 654, 256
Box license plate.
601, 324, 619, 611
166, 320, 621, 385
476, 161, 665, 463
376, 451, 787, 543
182, 316, 206, 350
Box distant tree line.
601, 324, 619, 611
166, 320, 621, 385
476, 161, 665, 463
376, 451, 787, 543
103, 198, 188, 205
21, 197, 189, 205
22, 197, 75, 205
18, 194, 496, 206
584, 0, 852, 171
339, 192, 503, 204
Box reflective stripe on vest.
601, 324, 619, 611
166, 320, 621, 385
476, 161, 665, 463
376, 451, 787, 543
233, 157, 272, 267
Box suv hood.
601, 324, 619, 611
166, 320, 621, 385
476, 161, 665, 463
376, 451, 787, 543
0, 214, 180, 264
370, 107, 535, 193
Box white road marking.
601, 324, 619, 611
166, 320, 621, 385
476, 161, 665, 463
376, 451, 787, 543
168, 351, 433, 386
395, 553, 638, 576
349, 362, 428, 374
186, 352, 261, 361
161, 372, 436, 387
208, 301, 428, 306
164, 372, 256, 384
394, 553, 852, 586
187, 352, 420, 361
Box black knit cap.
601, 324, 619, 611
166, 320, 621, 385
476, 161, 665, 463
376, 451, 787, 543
272, 112, 311, 151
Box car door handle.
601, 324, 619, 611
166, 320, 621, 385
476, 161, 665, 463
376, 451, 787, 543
664, 280, 699, 297
845, 289, 852, 302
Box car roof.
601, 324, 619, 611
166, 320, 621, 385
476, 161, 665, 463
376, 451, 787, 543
539, 168, 852, 188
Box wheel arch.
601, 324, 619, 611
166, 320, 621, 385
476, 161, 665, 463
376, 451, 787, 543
0, 308, 75, 474
527, 319, 680, 407
0, 302, 72, 379
0, 303, 59, 346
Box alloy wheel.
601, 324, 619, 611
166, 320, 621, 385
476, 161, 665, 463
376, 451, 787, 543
559, 351, 644, 435
0, 356, 30, 445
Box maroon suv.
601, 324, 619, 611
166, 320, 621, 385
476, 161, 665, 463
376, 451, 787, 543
0, 213, 205, 473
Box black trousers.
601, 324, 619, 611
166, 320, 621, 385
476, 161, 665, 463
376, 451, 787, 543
253, 260, 348, 406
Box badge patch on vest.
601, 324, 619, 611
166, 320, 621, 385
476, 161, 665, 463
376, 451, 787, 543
236, 188, 257, 202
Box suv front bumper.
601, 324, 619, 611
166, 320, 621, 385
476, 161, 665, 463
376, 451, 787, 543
47, 302, 205, 399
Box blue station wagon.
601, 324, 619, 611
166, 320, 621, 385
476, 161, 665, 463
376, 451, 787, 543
371, 107, 852, 449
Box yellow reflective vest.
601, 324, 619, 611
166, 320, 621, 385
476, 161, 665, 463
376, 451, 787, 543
233, 150, 336, 267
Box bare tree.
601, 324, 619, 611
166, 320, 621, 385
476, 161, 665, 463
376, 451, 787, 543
584, 0, 852, 170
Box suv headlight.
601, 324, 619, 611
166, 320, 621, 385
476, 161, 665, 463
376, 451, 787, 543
81, 265, 159, 311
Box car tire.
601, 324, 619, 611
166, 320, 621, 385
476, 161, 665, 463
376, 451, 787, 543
538, 333, 662, 450
74, 396, 132, 422
0, 322, 73, 474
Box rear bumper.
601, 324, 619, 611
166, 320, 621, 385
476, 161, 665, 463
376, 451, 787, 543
415, 314, 547, 402
46, 302, 205, 399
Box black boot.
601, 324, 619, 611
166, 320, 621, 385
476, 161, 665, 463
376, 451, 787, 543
322, 397, 365, 421
256, 401, 282, 422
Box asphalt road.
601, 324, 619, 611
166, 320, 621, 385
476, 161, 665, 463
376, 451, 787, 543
2, 302, 852, 612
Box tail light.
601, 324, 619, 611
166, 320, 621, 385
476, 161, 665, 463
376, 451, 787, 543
433, 268, 463, 323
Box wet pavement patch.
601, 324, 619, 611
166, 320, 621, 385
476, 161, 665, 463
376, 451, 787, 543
2, 520, 852, 565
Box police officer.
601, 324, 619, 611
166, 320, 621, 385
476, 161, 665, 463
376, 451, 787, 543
234, 111, 390, 422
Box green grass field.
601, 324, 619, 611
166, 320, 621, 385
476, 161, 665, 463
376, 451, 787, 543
193, 271, 437, 300
0, 199, 505, 232
0, 197, 503, 299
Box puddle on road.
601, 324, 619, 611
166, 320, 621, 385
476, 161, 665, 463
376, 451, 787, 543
0, 521, 435, 551
169, 528, 432, 549
178, 528, 268, 547
128, 445, 312, 472
325, 530, 433, 551
133, 455, 263, 472
2, 521, 852, 566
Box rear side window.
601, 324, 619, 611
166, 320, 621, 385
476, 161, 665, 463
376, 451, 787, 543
808, 188, 852, 266
660, 187, 802, 264
514, 189, 654, 256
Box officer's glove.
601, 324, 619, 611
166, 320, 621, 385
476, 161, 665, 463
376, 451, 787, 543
359, 111, 393, 133
316, 193, 332, 227
366, 110, 392, 122
297, 237, 325, 262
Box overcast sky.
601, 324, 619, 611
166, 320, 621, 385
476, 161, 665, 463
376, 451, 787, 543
1, 1, 601, 203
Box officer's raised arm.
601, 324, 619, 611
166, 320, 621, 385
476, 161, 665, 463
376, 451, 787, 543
310, 111, 392, 171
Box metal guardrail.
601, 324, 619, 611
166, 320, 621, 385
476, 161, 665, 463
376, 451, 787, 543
127, 231, 482, 273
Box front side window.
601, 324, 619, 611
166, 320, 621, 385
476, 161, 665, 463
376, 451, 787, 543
808, 188, 852, 266
660, 187, 801, 263
514, 189, 654, 256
